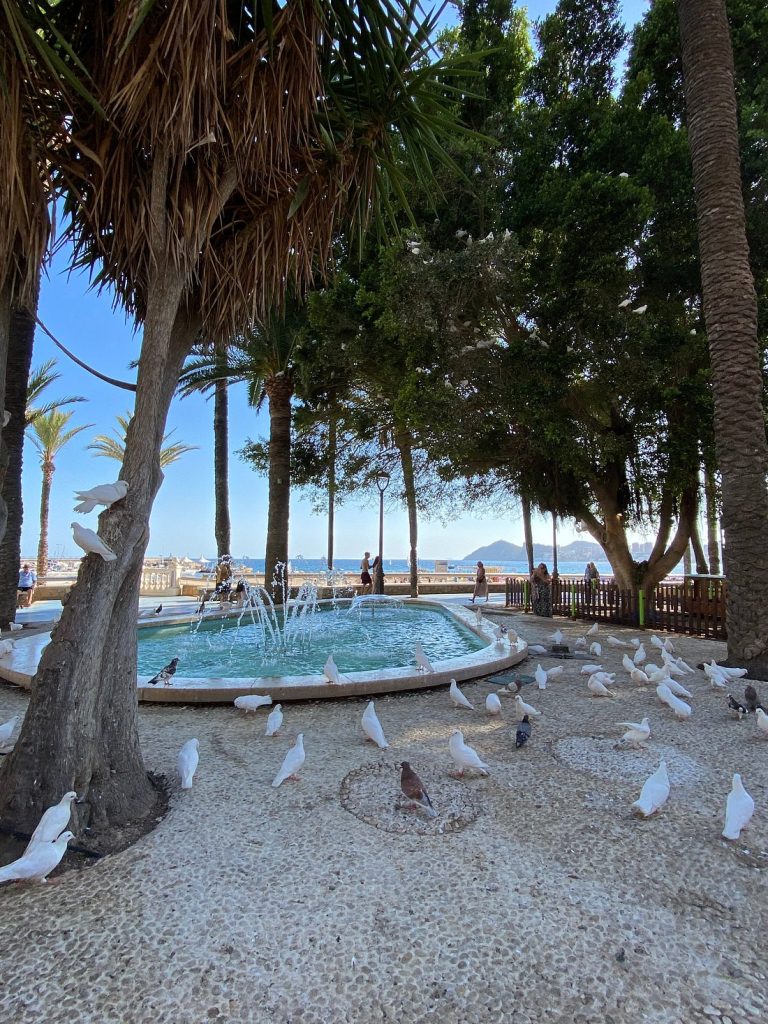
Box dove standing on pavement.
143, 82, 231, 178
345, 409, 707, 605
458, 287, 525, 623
234, 693, 273, 712
486, 692, 502, 715
587, 622, 599, 636
147, 657, 180, 687
415, 643, 435, 673
632, 761, 670, 816
0, 715, 19, 747
588, 674, 616, 697
548, 629, 564, 644
744, 684, 764, 713
71, 522, 117, 561
633, 644, 646, 666
756, 708, 768, 738
272, 733, 305, 787
23, 792, 78, 854
528, 644, 547, 655
73, 479, 129, 514
726, 694, 748, 719
535, 664, 548, 690
630, 668, 651, 686
546, 665, 564, 680
580, 663, 604, 676
663, 677, 693, 700
449, 729, 489, 777
589, 641, 602, 657
606, 635, 628, 648
178, 738, 199, 789
450, 678, 474, 710
514, 694, 541, 719
399, 762, 437, 817
515, 715, 532, 749
0, 639, 15, 658
265, 704, 283, 736
656, 683, 692, 719
617, 718, 650, 747
722, 774, 755, 841
361, 701, 389, 748
0, 831, 75, 885
622, 654, 636, 674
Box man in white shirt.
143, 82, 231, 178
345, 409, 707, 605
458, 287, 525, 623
17, 563, 37, 608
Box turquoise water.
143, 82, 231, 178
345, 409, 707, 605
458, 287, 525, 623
137, 604, 486, 679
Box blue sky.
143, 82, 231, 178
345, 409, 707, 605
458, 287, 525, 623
19, 0, 651, 563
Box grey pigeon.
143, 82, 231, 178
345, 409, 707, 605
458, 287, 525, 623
744, 684, 765, 714
147, 657, 179, 686
515, 715, 532, 749
727, 694, 748, 719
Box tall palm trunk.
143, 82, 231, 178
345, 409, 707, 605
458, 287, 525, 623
0, 280, 11, 548
264, 374, 293, 603
395, 427, 418, 598
678, 0, 768, 672
522, 495, 534, 574
704, 463, 721, 574
327, 415, 336, 570
213, 364, 231, 558
36, 459, 53, 580
551, 513, 558, 576
0, 289, 37, 626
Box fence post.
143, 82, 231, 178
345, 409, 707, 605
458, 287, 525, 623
638, 588, 645, 628
570, 583, 577, 619
524, 579, 530, 612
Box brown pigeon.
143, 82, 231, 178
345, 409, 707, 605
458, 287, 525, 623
399, 761, 437, 818
744, 684, 765, 713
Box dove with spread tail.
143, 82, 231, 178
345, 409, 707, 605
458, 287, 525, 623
234, 693, 273, 712
722, 774, 754, 840
71, 522, 117, 561
632, 761, 669, 816
73, 479, 128, 514
449, 730, 489, 777
399, 762, 437, 817
265, 704, 283, 736
272, 733, 305, 787
515, 715, 532, 749
486, 692, 502, 715
415, 643, 435, 673
24, 792, 78, 854
362, 701, 389, 748
514, 694, 541, 719
0, 831, 74, 885
450, 678, 474, 710
178, 738, 199, 789
617, 718, 650, 747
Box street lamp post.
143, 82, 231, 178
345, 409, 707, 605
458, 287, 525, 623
373, 470, 390, 595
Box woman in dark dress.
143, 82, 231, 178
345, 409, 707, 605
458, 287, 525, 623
531, 562, 552, 617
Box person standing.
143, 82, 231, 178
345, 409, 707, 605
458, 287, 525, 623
360, 551, 372, 594
531, 562, 552, 617
17, 563, 37, 608
471, 561, 488, 604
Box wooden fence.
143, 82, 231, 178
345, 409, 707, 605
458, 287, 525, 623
505, 575, 728, 641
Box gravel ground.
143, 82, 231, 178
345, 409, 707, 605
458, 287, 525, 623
0, 613, 766, 1024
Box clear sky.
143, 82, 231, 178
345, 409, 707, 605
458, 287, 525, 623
19, 0, 651, 563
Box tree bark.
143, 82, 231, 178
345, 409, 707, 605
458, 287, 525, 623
327, 414, 336, 570
678, 0, 768, 673
35, 460, 53, 580
551, 512, 558, 577
690, 516, 709, 574
0, 278, 198, 836
0, 290, 37, 627
522, 495, 534, 574
395, 427, 419, 598
704, 462, 721, 574
213, 343, 230, 558
0, 280, 11, 548
264, 374, 293, 603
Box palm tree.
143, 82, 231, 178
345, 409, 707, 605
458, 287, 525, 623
29, 410, 92, 580
0, 0, 478, 838
88, 413, 197, 468
677, 0, 768, 673
0, 359, 85, 626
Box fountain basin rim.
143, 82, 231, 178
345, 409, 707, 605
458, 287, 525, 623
0, 599, 527, 703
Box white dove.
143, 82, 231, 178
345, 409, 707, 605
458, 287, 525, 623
663, 638, 675, 653
234, 694, 273, 712
617, 717, 650, 747
535, 664, 548, 689
415, 643, 435, 673
265, 704, 283, 737
71, 521, 117, 562
630, 668, 650, 685
272, 733, 305, 787
546, 665, 564, 680
674, 657, 695, 675
0, 639, 15, 658
0, 831, 74, 885
323, 655, 343, 684
450, 678, 474, 710
449, 729, 489, 777
588, 674, 615, 697
622, 654, 636, 674
656, 684, 692, 719
528, 644, 547, 655
178, 738, 199, 789
618, 298, 632, 308
664, 677, 693, 699
586, 622, 599, 636
24, 791, 78, 854
630, 638, 641, 648
574, 637, 587, 650
506, 628, 519, 644
709, 660, 747, 679
756, 708, 768, 738
650, 635, 665, 650
73, 479, 128, 514
606, 635, 628, 648
589, 641, 602, 657
548, 629, 564, 644
486, 693, 502, 715
632, 761, 670, 816
703, 663, 728, 689
633, 304, 648, 314
514, 694, 541, 719
633, 644, 646, 666
580, 663, 604, 675
660, 655, 685, 678
361, 701, 388, 748
645, 664, 668, 683
722, 773, 754, 841
0, 715, 19, 746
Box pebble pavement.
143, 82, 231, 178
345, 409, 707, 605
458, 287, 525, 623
0, 613, 766, 1024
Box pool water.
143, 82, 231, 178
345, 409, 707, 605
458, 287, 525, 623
137, 604, 486, 679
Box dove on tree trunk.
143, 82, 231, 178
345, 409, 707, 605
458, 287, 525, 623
178, 738, 199, 789
449, 729, 489, 777
361, 701, 389, 748
71, 522, 117, 562
23, 792, 78, 854
272, 734, 305, 787
631, 761, 669, 816
0, 831, 75, 885
73, 479, 129, 514
722, 774, 754, 840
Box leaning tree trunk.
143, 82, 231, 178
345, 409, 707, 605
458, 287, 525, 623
0, 276, 199, 837
678, 0, 768, 673
0, 280, 11, 547
551, 513, 558, 577
0, 290, 37, 627
213, 355, 231, 558
690, 516, 709, 574
35, 459, 53, 581
704, 463, 721, 574
264, 374, 293, 603
395, 428, 418, 598
522, 495, 534, 574
327, 414, 336, 570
